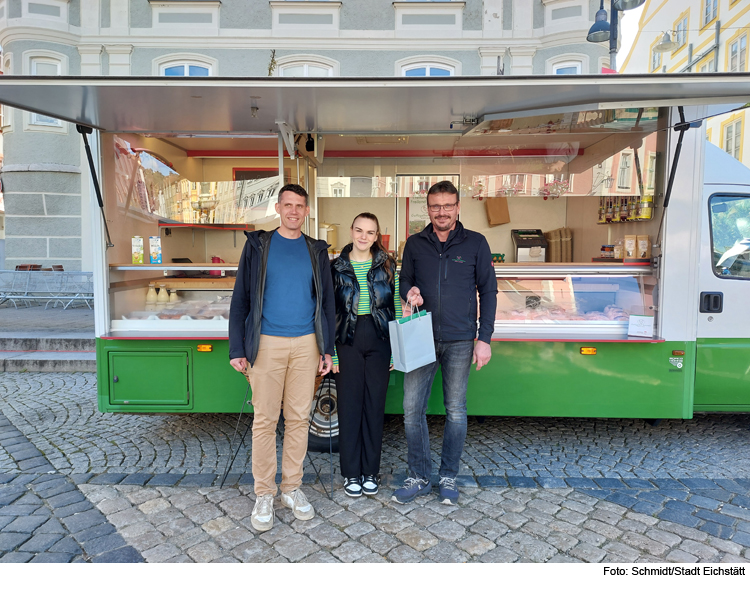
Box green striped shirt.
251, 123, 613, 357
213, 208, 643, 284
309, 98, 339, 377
332, 258, 402, 366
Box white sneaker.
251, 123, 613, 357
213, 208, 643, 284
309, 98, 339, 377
250, 493, 275, 532
280, 488, 315, 521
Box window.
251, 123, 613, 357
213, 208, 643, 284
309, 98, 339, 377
651, 48, 662, 72
553, 62, 581, 75
675, 14, 688, 48
332, 187, 344, 198
699, 56, 715, 72
280, 63, 333, 77
709, 195, 750, 279
277, 55, 338, 77
646, 154, 657, 190
723, 119, 742, 160
161, 63, 210, 76
30, 58, 61, 126
703, 0, 717, 27
402, 64, 453, 76
617, 153, 632, 190
729, 34, 747, 72
154, 54, 216, 76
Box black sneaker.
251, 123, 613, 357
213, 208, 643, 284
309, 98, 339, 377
438, 476, 459, 505
362, 475, 379, 496
391, 477, 431, 504
344, 477, 362, 497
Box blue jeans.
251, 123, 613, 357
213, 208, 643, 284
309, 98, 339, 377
402, 339, 474, 481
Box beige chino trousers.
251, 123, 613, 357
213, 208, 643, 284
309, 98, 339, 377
244, 333, 319, 496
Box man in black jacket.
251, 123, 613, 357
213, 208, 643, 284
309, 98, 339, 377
229, 184, 335, 532
393, 180, 497, 506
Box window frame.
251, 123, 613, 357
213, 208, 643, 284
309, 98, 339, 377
708, 193, 750, 281
649, 36, 662, 72
152, 54, 217, 76
617, 152, 633, 191
727, 30, 748, 73
702, 0, 718, 29
276, 54, 339, 77
395, 55, 460, 77
672, 10, 689, 53
22, 50, 67, 132
722, 115, 743, 162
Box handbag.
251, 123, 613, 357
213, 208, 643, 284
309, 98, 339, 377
388, 307, 437, 373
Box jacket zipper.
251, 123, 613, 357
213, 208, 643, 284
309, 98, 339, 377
437, 252, 442, 341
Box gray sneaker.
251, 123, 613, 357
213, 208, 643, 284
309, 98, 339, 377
438, 476, 459, 505
250, 493, 275, 532
281, 488, 315, 520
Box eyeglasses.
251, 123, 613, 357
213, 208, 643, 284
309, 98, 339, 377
427, 203, 458, 213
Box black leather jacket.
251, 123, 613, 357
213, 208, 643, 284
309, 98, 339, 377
331, 245, 396, 345
229, 229, 335, 366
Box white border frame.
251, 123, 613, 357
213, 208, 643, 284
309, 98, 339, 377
545, 53, 588, 75
22, 0, 68, 22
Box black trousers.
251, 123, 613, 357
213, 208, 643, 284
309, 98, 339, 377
334, 314, 391, 478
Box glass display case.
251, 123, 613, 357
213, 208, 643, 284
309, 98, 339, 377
493, 264, 656, 339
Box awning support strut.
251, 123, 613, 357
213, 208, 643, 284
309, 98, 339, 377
76, 125, 114, 248
656, 106, 691, 246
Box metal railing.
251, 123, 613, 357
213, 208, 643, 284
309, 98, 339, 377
0, 270, 94, 309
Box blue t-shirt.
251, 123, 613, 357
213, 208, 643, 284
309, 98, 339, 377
261, 232, 316, 337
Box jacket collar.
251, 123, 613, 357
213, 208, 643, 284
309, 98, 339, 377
246, 228, 327, 254
335, 243, 388, 270
418, 220, 467, 248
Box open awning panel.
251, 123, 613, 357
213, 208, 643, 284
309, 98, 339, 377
0, 74, 747, 134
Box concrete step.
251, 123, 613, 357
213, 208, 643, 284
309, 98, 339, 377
0, 335, 95, 353
0, 351, 97, 372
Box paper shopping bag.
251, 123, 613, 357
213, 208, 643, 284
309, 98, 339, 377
485, 197, 511, 226
388, 310, 436, 373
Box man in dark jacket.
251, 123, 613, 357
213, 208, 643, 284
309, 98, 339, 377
229, 184, 335, 532
393, 180, 497, 506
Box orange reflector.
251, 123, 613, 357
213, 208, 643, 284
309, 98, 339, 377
672, 350, 685, 356
197, 345, 213, 352
580, 347, 597, 355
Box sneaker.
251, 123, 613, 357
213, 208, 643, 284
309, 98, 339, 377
344, 477, 362, 497
439, 476, 459, 505
391, 476, 431, 504
250, 493, 275, 532
362, 475, 379, 496
280, 488, 315, 520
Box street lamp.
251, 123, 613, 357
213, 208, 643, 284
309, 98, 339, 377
587, 0, 646, 72
654, 31, 679, 53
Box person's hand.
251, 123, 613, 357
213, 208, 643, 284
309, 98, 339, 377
319, 354, 333, 376
389, 364, 394, 372
332, 364, 340, 374
230, 357, 247, 372
472, 341, 492, 371
406, 286, 423, 308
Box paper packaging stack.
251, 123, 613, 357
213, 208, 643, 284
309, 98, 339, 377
544, 228, 573, 262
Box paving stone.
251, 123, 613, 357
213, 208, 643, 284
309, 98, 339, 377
578, 530, 607, 547
343, 521, 375, 538
3, 515, 49, 533
700, 522, 734, 540
427, 519, 466, 542
92, 546, 144, 563
363, 508, 412, 534
183, 503, 223, 525
125, 489, 161, 505
201, 516, 236, 537
658, 521, 709, 542
679, 539, 719, 560
142, 543, 182, 563
691, 494, 725, 509
61, 509, 107, 533
583, 519, 621, 540
120, 474, 152, 486
423, 540, 471, 563
602, 541, 641, 562
30, 552, 75, 563
680, 478, 720, 490
306, 524, 348, 549
17, 533, 63, 553
54, 501, 97, 520
232, 539, 279, 562
456, 534, 495, 556
570, 541, 606, 563
138, 498, 172, 515
173, 526, 211, 551
165, 555, 194, 563
0, 552, 34, 563
479, 545, 519, 563
731, 531, 750, 547
215, 527, 254, 550
37, 519, 68, 536
170, 491, 205, 511
382, 543, 421, 563
301, 551, 340, 563
557, 508, 587, 526
273, 533, 319, 562
328, 511, 360, 528
469, 518, 509, 541
497, 532, 557, 562
146, 474, 181, 487
107, 508, 146, 529
360, 530, 400, 555
156, 518, 195, 538
448, 507, 483, 526
71, 523, 117, 543
392, 526, 437, 552
707, 536, 743, 555
186, 541, 224, 563
179, 474, 217, 488
97, 497, 132, 515
128, 530, 166, 552
696, 509, 734, 527
145, 508, 184, 527
618, 518, 649, 534
82, 533, 127, 556
657, 509, 701, 529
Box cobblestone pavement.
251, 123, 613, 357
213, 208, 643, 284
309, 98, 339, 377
1, 372, 750, 563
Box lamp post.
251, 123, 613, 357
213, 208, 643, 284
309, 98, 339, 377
587, 0, 646, 72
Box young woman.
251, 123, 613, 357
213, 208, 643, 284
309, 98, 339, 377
331, 213, 402, 497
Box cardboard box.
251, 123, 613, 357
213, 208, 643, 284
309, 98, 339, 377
624, 235, 637, 259
485, 197, 511, 226
131, 236, 144, 264
149, 236, 162, 264
637, 234, 651, 259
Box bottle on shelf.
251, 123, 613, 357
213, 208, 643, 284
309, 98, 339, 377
613, 197, 620, 222
629, 195, 637, 221
169, 290, 180, 303
157, 283, 170, 304
640, 195, 654, 220
605, 198, 613, 223
146, 283, 158, 304
620, 196, 629, 222
598, 197, 606, 224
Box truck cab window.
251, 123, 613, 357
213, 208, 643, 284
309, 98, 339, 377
710, 195, 750, 279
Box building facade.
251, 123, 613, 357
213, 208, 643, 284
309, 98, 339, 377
0, 0, 607, 271
621, 0, 749, 169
